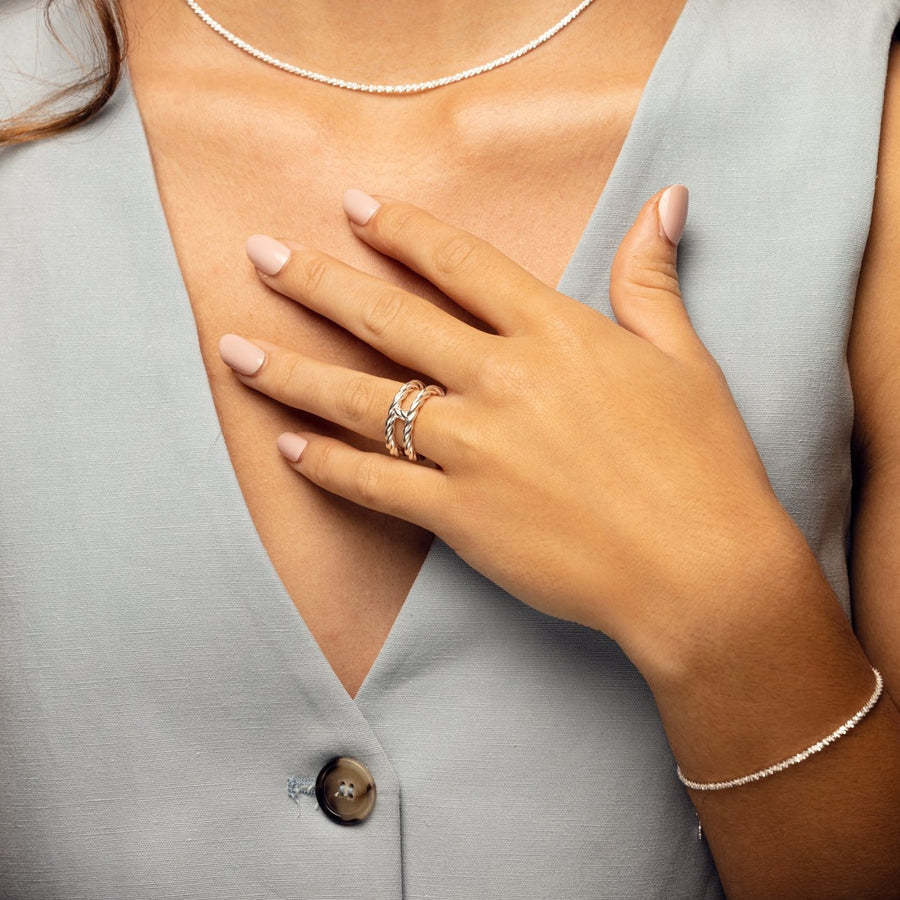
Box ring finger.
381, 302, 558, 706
218, 333, 450, 460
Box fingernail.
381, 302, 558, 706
219, 333, 266, 376
658, 184, 689, 246
277, 432, 308, 462
343, 189, 381, 226
246, 234, 291, 276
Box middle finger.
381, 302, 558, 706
247, 235, 492, 388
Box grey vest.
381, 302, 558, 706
2, 1, 898, 896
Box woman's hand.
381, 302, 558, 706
216, 185, 900, 898
218, 187, 800, 672
220, 187, 900, 899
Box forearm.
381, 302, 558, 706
224, 179, 900, 896
634, 523, 900, 899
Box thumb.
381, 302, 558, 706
609, 184, 698, 357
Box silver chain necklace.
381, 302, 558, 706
182, 0, 598, 94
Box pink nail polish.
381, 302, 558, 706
218, 334, 266, 376
342, 189, 381, 226
277, 432, 308, 462
658, 184, 689, 246
246, 234, 291, 276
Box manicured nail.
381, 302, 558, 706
658, 184, 689, 246
343, 189, 381, 226
246, 234, 291, 276
218, 333, 266, 376
277, 432, 308, 462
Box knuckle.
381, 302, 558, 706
352, 454, 383, 507
307, 440, 335, 484
335, 375, 377, 426
620, 258, 681, 300
295, 251, 329, 296
274, 353, 307, 397
432, 233, 482, 276
375, 203, 421, 247
360, 286, 406, 339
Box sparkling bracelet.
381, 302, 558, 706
676, 667, 884, 791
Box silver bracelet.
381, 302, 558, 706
676, 667, 884, 791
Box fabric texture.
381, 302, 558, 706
2, 1, 899, 897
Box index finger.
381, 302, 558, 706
342, 190, 569, 335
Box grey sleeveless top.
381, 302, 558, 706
2, 1, 898, 897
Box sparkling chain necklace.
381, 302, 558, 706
182, 0, 598, 94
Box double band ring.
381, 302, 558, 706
384, 380, 444, 461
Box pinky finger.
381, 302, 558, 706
277, 432, 445, 529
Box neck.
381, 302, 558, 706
179, 0, 596, 85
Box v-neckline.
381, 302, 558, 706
116, 0, 699, 705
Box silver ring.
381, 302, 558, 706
384, 380, 444, 461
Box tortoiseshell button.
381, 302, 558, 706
315, 757, 376, 825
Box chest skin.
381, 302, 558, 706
123, 0, 687, 696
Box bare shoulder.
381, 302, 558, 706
847, 41, 900, 687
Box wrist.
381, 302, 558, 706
611, 506, 818, 684
618, 518, 877, 784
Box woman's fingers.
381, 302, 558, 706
278, 432, 447, 529
609, 185, 702, 359
341, 190, 570, 335
218, 334, 450, 461
246, 235, 488, 386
